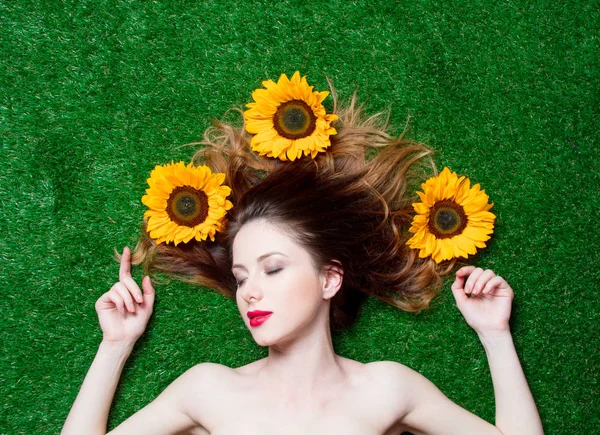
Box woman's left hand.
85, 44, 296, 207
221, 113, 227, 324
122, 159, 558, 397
450, 266, 514, 335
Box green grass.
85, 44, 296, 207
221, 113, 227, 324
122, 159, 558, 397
1, 0, 598, 433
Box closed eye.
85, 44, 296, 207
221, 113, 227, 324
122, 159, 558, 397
236, 269, 283, 288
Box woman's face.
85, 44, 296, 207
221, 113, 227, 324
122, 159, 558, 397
232, 219, 329, 346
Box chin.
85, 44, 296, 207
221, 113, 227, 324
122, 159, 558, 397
252, 337, 272, 347
247, 314, 311, 347
250, 331, 278, 347
253, 328, 302, 350
249, 324, 289, 348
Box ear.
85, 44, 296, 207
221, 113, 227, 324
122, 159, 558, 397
320, 260, 344, 300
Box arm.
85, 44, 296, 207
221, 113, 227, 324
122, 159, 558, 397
106, 363, 211, 435
477, 329, 543, 435
400, 267, 543, 435
60, 341, 135, 435
61, 246, 172, 435
62, 340, 206, 435
391, 362, 501, 435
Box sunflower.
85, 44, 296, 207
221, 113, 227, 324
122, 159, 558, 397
243, 71, 338, 161
406, 167, 496, 263
141, 161, 233, 246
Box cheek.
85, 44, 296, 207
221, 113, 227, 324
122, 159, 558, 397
279, 273, 322, 312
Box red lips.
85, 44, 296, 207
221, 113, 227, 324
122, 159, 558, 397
247, 310, 273, 319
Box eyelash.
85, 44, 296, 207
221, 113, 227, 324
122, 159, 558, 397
236, 268, 282, 288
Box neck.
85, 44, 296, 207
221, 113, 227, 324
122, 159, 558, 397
258, 310, 344, 399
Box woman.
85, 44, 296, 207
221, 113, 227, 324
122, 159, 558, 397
61, 74, 544, 434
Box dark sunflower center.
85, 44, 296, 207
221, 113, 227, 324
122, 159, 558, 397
166, 186, 209, 228
272, 99, 317, 139
428, 199, 468, 239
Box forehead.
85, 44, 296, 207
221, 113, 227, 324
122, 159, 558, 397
232, 219, 302, 261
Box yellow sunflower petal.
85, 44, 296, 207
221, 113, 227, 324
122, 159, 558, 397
141, 162, 233, 246
466, 210, 496, 223
406, 168, 495, 262
243, 72, 337, 161
413, 202, 429, 215
141, 195, 167, 210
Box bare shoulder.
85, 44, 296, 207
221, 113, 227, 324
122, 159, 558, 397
176, 362, 239, 432
366, 361, 501, 435
106, 362, 236, 435
364, 360, 408, 372
189, 361, 237, 378
184, 361, 239, 396
362, 360, 440, 406
168, 362, 235, 406
363, 360, 423, 384
362, 361, 424, 416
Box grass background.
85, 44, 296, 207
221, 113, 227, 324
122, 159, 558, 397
1, 0, 598, 433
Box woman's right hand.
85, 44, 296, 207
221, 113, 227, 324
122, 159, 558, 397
95, 246, 155, 345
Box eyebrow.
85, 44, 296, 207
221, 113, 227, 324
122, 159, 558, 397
231, 251, 288, 270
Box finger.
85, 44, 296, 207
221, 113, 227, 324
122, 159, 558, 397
113, 282, 136, 313
119, 246, 131, 281
95, 292, 112, 312
472, 269, 496, 296
455, 265, 476, 278
452, 268, 470, 291
465, 267, 484, 294
450, 276, 469, 304
451, 266, 476, 302
141, 276, 156, 308
121, 274, 144, 303
483, 276, 506, 295
452, 266, 475, 291
452, 266, 475, 289
106, 290, 125, 316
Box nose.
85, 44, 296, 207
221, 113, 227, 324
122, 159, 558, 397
239, 275, 263, 303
